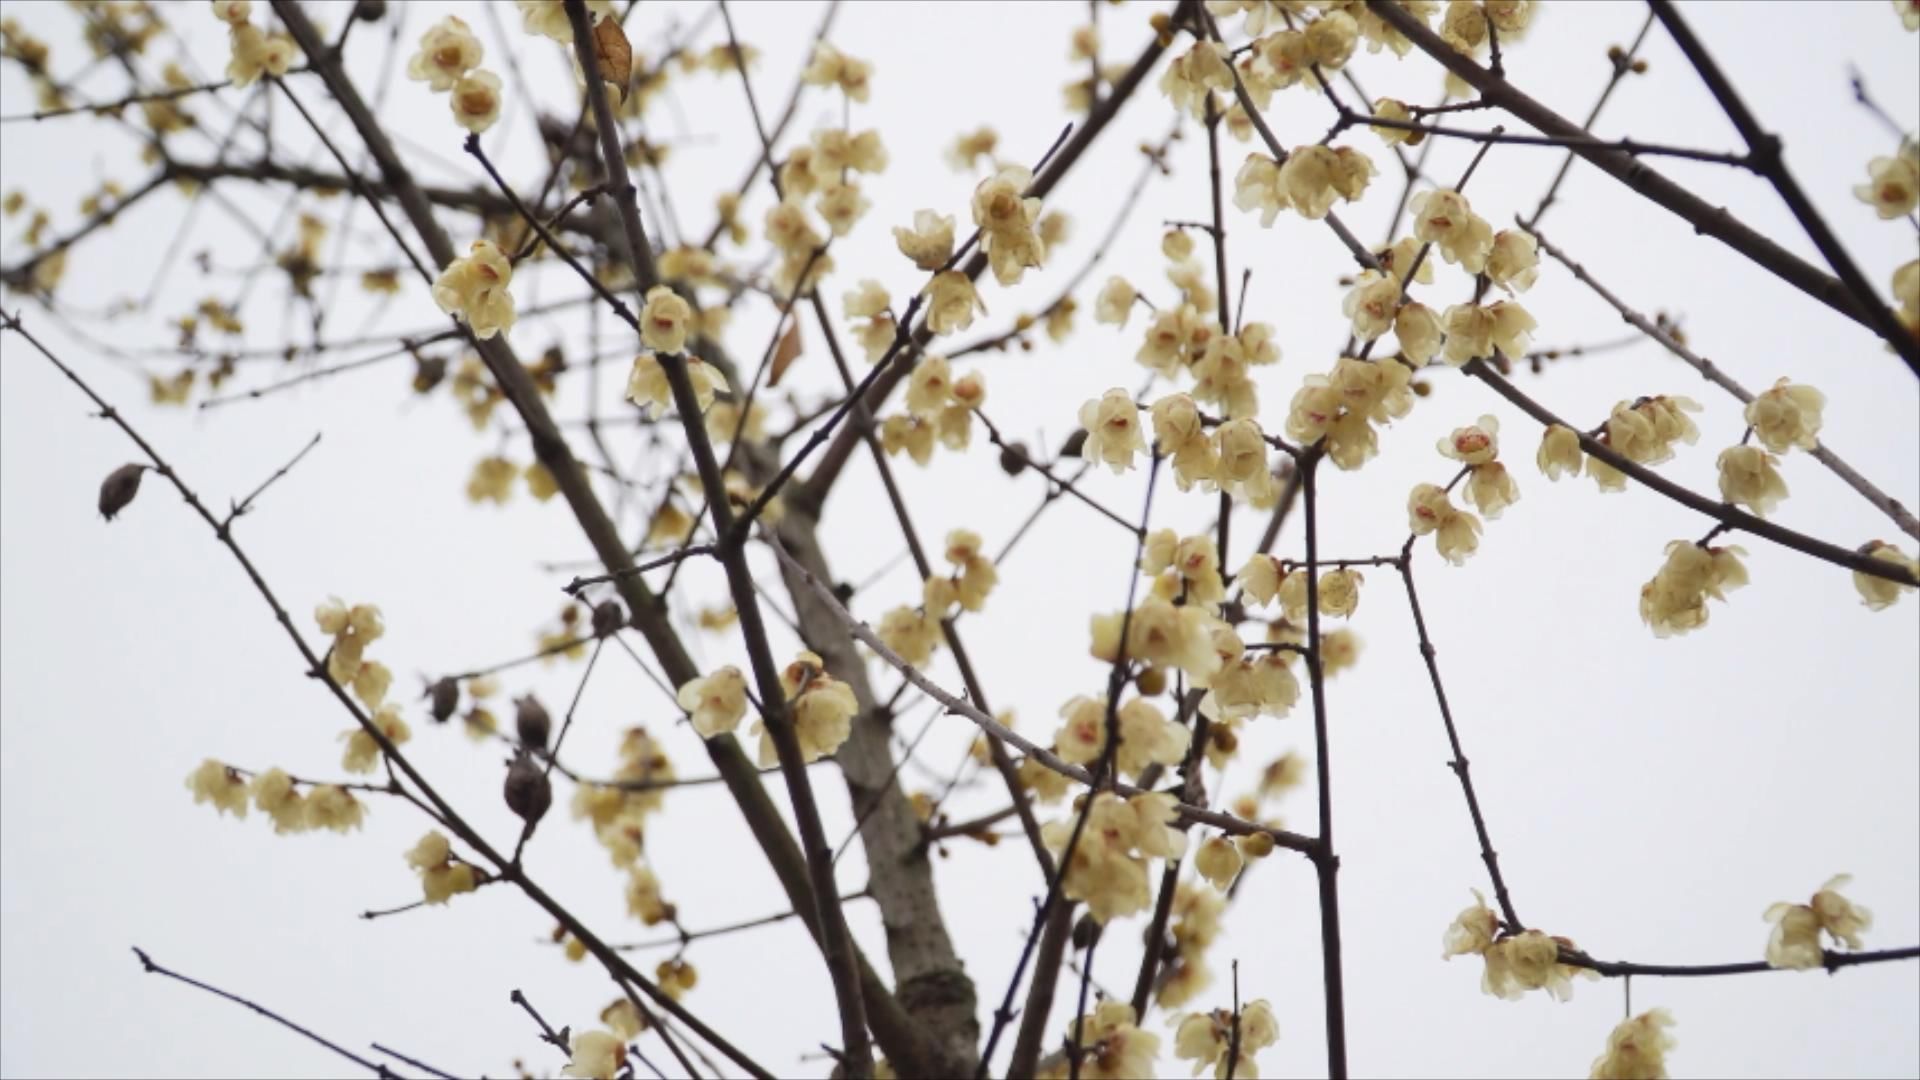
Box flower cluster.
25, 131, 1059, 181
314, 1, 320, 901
1408, 482, 1482, 565
1853, 135, 1919, 219
572, 727, 677, 867
1039, 1001, 1160, 1080
1041, 791, 1186, 923
1173, 999, 1280, 1080
1765, 874, 1873, 969
1438, 414, 1521, 519
746, 651, 858, 765
1639, 540, 1747, 637
626, 351, 729, 418
1233, 145, 1376, 223
1853, 540, 1919, 610
1287, 356, 1415, 470
212, 1, 294, 89
187, 762, 367, 835
972, 164, 1046, 285
1052, 694, 1189, 779
432, 240, 517, 339
406, 830, 479, 905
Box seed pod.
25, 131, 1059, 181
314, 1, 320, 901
1060, 428, 1088, 459
503, 751, 552, 826
98, 463, 145, 521
428, 677, 460, 723
998, 440, 1030, 477
515, 695, 552, 749
352, 0, 387, 21
591, 600, 626, 638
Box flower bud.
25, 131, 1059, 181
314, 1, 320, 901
1135, 666, 1169, 696
1236, 832, 1276, 860
515, 695, 551, 749
428, 677, 459, 723
591, 600, 626, 637
98, 463, 145, 521
504, 751, 552, 826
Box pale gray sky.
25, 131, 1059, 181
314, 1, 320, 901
2, 1, 1917, 1078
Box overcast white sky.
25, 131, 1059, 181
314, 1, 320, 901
3, 1, 1918, 1078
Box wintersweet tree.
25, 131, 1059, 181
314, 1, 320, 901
1, 1, 1917, 1078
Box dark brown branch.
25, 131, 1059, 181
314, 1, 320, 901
222, 431, 321, 527
1395, 546, 1523, 931
1647, 0, 1917, 375
1342, 111, 1753, 168
1365, 0, 1916, 370
133, 948, 398, 1078
560, 4, 872, 1073
1561, 944, 1920, 979
1300, 449, 1347, 1079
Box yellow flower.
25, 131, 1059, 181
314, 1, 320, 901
799, 42, 871, 101
1853, 540, 1919, 610
449, 69, 501, 134
1482, 929, 1596, 1001
626, 865, 672, 925
1743, 378, 1824, 453
1194, 834, 1242, 890
880, 414, 936, 465
1898, 0, 1920, 30
816, 181, 870, 237
877, 605, 943, 666
640, 286, 693, 354
1606, 395, 1701, 465
1173, 999, 1278, 1080
1716, 445, 1788, 516
1766, 874, 1873, 969
1319, 568, 1363, 616
1095, 276, 1137, 326
1342, 271, 1401, 340
1280, 144, 1373, 219
1394, 301, 1444, 364
1159, 40, 1233, 120
211, 1, 253, 24
924, 271, 984, 335
1465, 462, 1520, 519
406, 16, 483, 90
1853, 137, 1920, 219
341, 704, 410, 774
1306, 9, 1360, 67
1079, 389, 1148, 474
1639, 540, 1747, 638
1232, 154, 1287, 226
431, 240, 516, 339
185, 759, 250, 819
894, 210, 956, 271
1410, 188, 1494, 273
1052, 1001, 1160, 1080
1443, 889, 1500, 958
563, 1029, 626, 1080
304, 784, 366, 833
1369, 96, 1422, 145
843, 280, 889, 320
1486, 229, 1540, 292
947, 126, 998, 171
1438, 414, 1501, 465
1212, 419, 1275, 502
626, 352, 728, 417
1590, 1009, 1677, 1080
676, 667, 749, 738
225, 23, 295, 88
972, 164, 1046, 286
250, 768, 307, 833
1537, 424, 1583, 480
1488, 300, 1537, 358
466, 455, 518, 504
1408, 483, 1482, 565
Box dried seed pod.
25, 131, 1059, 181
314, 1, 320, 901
998, 440, 1030, 477
428, 677, 460, 723
503, 751, 552, 826
98, 463, 145, 521
515, 695, 552, 749
591, 600, 626, 638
